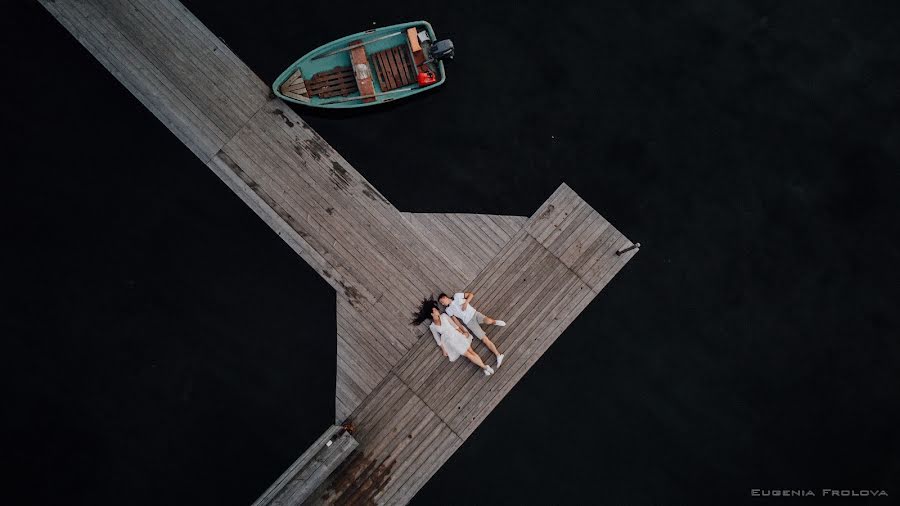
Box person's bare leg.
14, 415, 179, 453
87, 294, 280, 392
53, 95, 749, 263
481, 336, 502, 358
482, 315, 506, 326
464, 348, 488, 369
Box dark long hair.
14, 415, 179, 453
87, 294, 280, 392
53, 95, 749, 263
412, 298, 439, 325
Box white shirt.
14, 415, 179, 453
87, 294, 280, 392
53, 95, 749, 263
445, 292, 476, 322
429, 313, 471, 362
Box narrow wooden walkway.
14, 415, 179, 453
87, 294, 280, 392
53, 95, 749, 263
39, 1, 639, 504
41, 0, 269, 162
254, 425, 358, 506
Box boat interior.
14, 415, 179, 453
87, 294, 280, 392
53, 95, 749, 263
279, 25, 441, 105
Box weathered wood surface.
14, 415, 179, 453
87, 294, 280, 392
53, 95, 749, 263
372, 46, 414, 92
38, 0, 467, 315
336, 213, 527, 423
401, 213, 527, 285
280, 70, 309, 102
348, 43, 375, 102
310, 184, 638, 504
39, 1, 639, 503
253, 425, 358, 506
315, 374, 463, 506
209, 100, 468, 308
307, 66, 357, 98
39, 0, 270, 162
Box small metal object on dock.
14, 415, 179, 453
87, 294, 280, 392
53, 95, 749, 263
251, 425, 358, 506
617, 242, 641, 256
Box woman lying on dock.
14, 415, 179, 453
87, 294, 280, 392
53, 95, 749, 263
438, 292, 505, 368
413, 299, 495, 376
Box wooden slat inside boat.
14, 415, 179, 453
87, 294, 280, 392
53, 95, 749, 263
307, 66, 357, 98
279, 69, 310, 102
348, 40, 376, 103
372, 46, 415, 92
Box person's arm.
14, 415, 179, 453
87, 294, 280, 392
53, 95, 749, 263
451, 315, 469, 337
430, 325, 441, 346
457, 292, 473, 311
431, 325, 449, 356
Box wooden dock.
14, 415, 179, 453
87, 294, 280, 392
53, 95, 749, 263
39, 1, 638, 503
253, 425, 359, 506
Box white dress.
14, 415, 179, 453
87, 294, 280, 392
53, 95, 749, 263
429, 313, 472, 362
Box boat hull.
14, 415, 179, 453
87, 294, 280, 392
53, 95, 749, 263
272, 21, 446, 109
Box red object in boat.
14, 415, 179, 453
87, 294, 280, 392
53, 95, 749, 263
417, 71, 437, 86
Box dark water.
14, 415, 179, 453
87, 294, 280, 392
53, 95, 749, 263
5, 1, 900, 504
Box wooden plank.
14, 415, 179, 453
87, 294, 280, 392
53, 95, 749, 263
473, 213, 512, 247
233, 104, 467, 298
408, 213, 480, 282
206, 149, 378, 307
382, 49, 403, 88
375, 50, 397, 91
101, 0, 244, 133
391, 47, 406, 86
43, 0, 227, 160
335, 297, 408, 422
40, 0, 267, 162
118, 0, 254, 131
216, 127, 387, 306
155, 0, 266, 102
252, 425, 358, 506
228, 106, 465, 315
400, 212, 527, 286
372, 45, 415, 91
406, 28, 421, 52
349, 41, 375, 102
386, 427, 462, 505
399, 46, 414, 85
280, 70, 309, 102
307, 374, 462, 504
371, 54, 387, 91
390, 47, 407, 86
308, 67, 356, 98
337, 299, 402, 371
227, 125, 392, 298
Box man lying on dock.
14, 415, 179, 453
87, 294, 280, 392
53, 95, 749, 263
438, 292, 506, 367
413, 299, 495, 376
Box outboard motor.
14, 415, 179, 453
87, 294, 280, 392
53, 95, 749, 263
417, 38, 454, 86
430, 39, 455, 61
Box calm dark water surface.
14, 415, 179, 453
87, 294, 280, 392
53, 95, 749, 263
5, 1, 900, 504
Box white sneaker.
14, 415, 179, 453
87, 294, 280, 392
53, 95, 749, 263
494, 320, 506, 327
484, 366, 494, 376
496, 354, 505, 367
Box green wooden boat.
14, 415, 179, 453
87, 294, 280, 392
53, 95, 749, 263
273, 21, 453, 109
